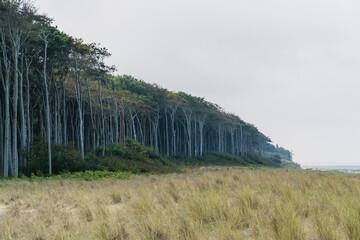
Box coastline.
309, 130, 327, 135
302, 165, 360, 173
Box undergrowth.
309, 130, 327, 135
19, 138, 285, 179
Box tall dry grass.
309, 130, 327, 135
1, 167, 360, 239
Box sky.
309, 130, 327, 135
35, 0, 360, 166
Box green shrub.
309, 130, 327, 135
96, 139, 175, 173
99, 156, 129, 172
173, 152, 281, 168
25, 142, 88, 175
27, 170, 133, 181
84, 152, 101, 170
21, 138, 279, 179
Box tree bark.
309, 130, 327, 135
0, 29, 11, 177
42, 34, 52, 175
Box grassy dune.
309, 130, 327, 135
1, 167, 360, 239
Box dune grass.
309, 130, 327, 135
1, 167, 360, 239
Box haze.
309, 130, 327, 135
36, 0, 360, 166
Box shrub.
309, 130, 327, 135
99, 156, 129, 172
172, 152, 281, 168
25, 142, 88, 175
85, 152, 101, 170
96, 139, 175, 173
22, 138, 280, 178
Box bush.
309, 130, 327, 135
245, 153, 281, 167
173, 152, 281, 168
22, 138, 280, 178
99, 156, 129, 172
26, 170, 132, 181
96, 139, 175, 173
269, 154, 282, 164
25, 142, 88, 176
51, 170, 132, 180
84, 152, 101, 170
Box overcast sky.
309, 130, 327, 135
36, 0, 360, 166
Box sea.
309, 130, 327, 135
302, 166, 360, 174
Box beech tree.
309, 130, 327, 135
0, 0, 292, 178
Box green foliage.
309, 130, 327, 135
25, 142, 88, 176
173, 152, 281, 168
97, 139, 175, 173
269, 154, 282, 164
20, 170, 132, 181
22, 138, 285, 179
23, 139, 175, 177
266, 144, 293, 161
245, 153, 281, 167
84, 152, 101, 170
113, 75, 149, 96
49, 170, 132, 181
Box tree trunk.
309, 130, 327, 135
42, 35, 52, 175
182, 107, 192, 157
169, 105, 177, 156
165, 108, 169, 156
0, 30, 11, 177
62, 77, 67, 145
19, 53, 27, 169
85, 78, 96, 154
26, 56, 32, 154
231, 127, 235, 155
151, 112, 160, 153
197, 114, 206, 156
98, 80, 106, 157
74, 60, 85, 159
12, 39, 20, 177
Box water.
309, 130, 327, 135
302, 165, 360, 174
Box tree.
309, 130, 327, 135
40, 25, 52, 175
0, 1, 290, 178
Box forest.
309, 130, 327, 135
0, 0, 293, 178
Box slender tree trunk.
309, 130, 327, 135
70, 105, 75, 145
26, 57, 32, 153
53, 72, 58, 145
130, 111, 137, 141
85, 78, 96, 154
218, 123, 222, 152
148, 116, 153, 147
120, 107, 125, 147
231, 127, 235, 155
109, 116, 114, 144
136, 115, 144, 144
194, 113, 197, 156
113, 98, 119, 143
198, 115, 206, 156
169, 105, 177, 155
98, 80, 106, 157
43, 37, 52, 175
182, 108, 192, 157
151, 112, 160, 153
0, 31, 11, 177
63, 78, 67, 145
18, 53, 27, 169
165, 108, 169, 156
12, 42, 20, 177
239, 124, 243, 155
74, 63, 85, 159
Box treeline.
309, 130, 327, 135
0, 0, 292, 177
